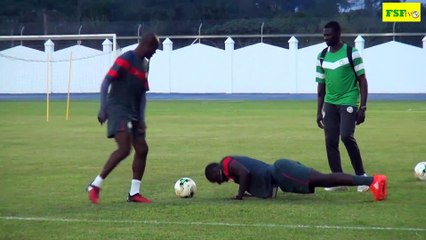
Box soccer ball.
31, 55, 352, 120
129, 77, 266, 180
414, 162, 426, 181
174, 177, 197, 198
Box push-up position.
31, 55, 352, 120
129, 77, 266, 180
205, 155, 386, 201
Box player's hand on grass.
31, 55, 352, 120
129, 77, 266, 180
97, 110, 108, 125
234, 195, 243, 200
356, 108, 366, 125
316, 113, 324, 129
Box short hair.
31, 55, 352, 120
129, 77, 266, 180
324, 21, 341, 34
205, 162, 220, 182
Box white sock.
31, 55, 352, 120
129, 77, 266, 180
129, 179, 141, 196
91, 175, 104, 188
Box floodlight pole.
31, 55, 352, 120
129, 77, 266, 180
20, 26, 25, 45
137, 24, 142, 43
392, 22, 396, 41
77, 25, 82, 45
198, 23, 202, 43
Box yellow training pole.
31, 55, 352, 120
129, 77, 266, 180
46, 53, 51, 122
66, 52, 73, 120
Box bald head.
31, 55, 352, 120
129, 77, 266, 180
136, 32, 160, 59
141, 32, 160, 47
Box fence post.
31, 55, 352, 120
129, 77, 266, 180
44, 39, 54, 94
288, 36, 298, 93
44, 39, 54, 121
44, 39, 54, 53
163, 38, 173, 93
102, 39, 112, 53
355, 35, 365, 56
225, 37, 235, 94
102, 39, 113, 71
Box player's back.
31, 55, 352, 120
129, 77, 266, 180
108, 51, 149, 119
227, 156, 275, 198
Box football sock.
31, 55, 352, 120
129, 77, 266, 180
129, 179, 141, 196
91, 175, 104, 188
353, 175, 373, 186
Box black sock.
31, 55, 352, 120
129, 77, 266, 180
353, 175, 373, 186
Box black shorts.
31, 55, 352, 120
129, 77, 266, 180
270, 159, 314, 194
107, 111, 145, 139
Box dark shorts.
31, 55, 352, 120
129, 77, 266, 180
270, 159, 314, 194
107, 111, 145, 139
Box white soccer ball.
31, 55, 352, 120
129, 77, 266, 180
174, 177, 197, 198
414, 162, 426, 181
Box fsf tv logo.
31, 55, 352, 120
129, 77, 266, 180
382, 2, 422, 22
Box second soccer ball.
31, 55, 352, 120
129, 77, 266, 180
414, 162, 426, 181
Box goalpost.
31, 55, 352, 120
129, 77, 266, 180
0, 34, 117, 121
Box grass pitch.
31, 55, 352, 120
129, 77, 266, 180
0, 99, 425, 240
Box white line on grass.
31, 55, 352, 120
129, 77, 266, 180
1, 216, 425, 232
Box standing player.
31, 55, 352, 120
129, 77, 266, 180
87, 32, 160, 204
205, 155, 387, 201
315, 21, 369, 192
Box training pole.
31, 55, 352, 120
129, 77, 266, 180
66, 52, 73, 120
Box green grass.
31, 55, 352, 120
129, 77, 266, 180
0, 100, 425, 240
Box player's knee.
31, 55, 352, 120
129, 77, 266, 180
142, 144, 149, 156
117, 146, 132, 158
325, 137, 339, 146
341, 134, 354, 144
135, 143, 148, 157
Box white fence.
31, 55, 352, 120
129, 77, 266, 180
1, 35, 426, 94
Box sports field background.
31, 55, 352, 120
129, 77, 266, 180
0, 96, 425, 239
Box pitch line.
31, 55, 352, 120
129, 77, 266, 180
1, 216, 425, 232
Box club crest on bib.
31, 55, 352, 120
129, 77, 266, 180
346, 106, 353, 113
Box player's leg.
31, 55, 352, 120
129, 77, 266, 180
87, 117, 132, 204
339, 105, 369, 192
99, 131, 132, 179
339, 105, 365, 176
323, 103, 349, 191
309, 170, 387, 201
131, 136, 148, 180
127, 124, 151, 203
309, 169, 372, 187
323, 103, 343, 173
271, 159, 314, 194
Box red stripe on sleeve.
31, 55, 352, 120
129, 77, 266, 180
107, 69, 119, 79
129, 67, 147, 81
115, 57, 131, 69
222, 157, 233, 180
129, 67, 149, 91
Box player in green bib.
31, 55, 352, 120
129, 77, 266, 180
315, 21, 370, 192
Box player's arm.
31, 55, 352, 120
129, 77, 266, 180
315, 54, 326, 129
356, 74, 368, 125
358, 74, 368, 109
98, 53, 132, 124
138, 92, 147, 133
229, 161, 250, 200
316, 83, 325, 129
107, 52, 132, 81
98, 77, 111, 124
